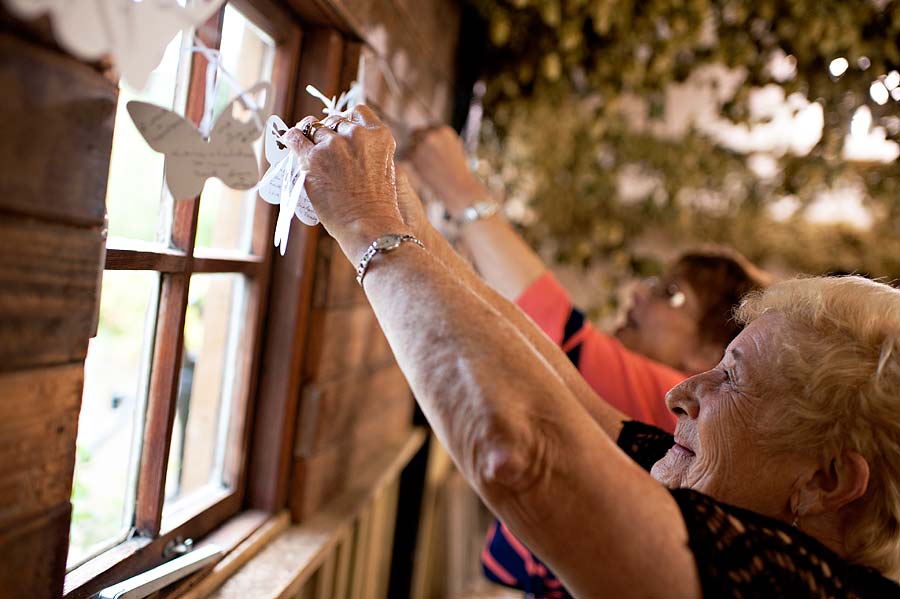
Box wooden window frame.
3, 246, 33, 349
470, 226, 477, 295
64, 1, 301, 596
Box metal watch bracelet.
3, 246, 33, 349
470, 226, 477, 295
454, 200, 499, 226
356, 233, 425, 287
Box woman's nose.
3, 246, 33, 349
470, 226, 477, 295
665, 375, 702, 419
632, 279, 651, 305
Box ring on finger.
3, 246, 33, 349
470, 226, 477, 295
325, 116, 351, 132
307, 121, 330, 143
300, 119, 322, 141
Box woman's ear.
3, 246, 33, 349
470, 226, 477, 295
793, 451, 870, 516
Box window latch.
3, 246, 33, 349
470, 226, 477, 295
163, 536, 194, 559
97, 543, 222, 599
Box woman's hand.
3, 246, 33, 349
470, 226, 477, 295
409, 125, 488, 215
285, 106, 411, 262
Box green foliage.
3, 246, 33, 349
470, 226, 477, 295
469, 0, 900, 290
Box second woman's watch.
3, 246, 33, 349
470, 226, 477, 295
455, 200, 499, 226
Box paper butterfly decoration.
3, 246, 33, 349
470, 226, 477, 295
3, 0, 226, 89
258, 83, 366, 255
127, 81, 272, 200
257, 114, 312, 256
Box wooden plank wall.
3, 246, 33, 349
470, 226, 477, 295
0, 29, 115, 598
287, 0, 460, 522
0, 1, 460, 596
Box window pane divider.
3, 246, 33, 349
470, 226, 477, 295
106, 246, 188, 272
135, 271, 194, 536
134, 9, 226, 537
106, 245, 263, 275
193, 251, 264, 275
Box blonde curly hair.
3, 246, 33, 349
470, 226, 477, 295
736, 275, 900, 581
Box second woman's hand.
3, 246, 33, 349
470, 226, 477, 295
409, 125, 489, 215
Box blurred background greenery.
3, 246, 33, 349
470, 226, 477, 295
463, 0, 900, 319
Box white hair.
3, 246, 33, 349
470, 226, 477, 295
737, 275, 900, 580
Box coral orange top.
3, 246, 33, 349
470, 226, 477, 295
482, 272, 686, 597
516, 271, 682, 432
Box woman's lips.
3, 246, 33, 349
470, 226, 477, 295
673, 442, 695, 457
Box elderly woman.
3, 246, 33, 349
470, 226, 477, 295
409, 126, 772, 595
288, 107, 900, 597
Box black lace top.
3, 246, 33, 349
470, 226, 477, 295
618, 421, 900, 598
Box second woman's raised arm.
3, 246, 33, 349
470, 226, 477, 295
394, 167, 628, 441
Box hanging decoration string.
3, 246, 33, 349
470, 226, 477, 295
190, 39, 264, 138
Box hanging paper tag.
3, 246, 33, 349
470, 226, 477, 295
258, 115, 319, 230
128, 81, 272, 200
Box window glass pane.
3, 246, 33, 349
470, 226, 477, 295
106, 32, 191, 244
195, 5, 276, 253
69, 271, 158, 569
164, 273, 249, 510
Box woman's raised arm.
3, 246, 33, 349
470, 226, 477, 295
288, 108, 700, 597
409, 126, 546, 301
394, 167, 629, 441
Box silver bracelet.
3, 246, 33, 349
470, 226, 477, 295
356, 233, 425, 287
454, 200, 499, 226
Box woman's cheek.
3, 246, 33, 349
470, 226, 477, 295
691, 408, 747, 495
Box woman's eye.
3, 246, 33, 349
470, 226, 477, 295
723, 369, 732, 384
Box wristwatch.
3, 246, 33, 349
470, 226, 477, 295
455, 200, 499, 226
356, 234, 425, 287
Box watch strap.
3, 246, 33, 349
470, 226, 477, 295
455, 200, 499, 226
356, 233, 425, 287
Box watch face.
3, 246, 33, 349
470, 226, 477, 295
374, 235, 402, 251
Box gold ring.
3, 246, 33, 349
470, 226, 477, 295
301, 120, 324, 141
308, 121, 331, 142
328, 117, 351, 131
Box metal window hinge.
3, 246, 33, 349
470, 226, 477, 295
97, 543, 222, 599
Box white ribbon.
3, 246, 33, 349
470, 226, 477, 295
259, 82, 366, 255
191, 39, 264, 137
306, 83, 365, 117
